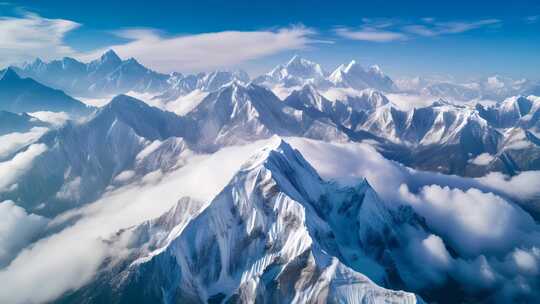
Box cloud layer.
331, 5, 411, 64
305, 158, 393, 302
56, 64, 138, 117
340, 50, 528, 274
0, 12, 79, 66
77, 26, 317, 72
0, 143, 47, 192
0, 137, 539, 303
0, 201, 48, 267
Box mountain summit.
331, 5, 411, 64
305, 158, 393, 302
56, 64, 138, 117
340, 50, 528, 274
58, 138, 424, 304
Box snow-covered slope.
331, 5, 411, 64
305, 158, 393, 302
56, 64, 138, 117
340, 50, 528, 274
186, 82, 348, 148
156, 70, 250, 102
476, 95, 540, 129
329, 61, 397, 92
284, 84, 369, 130
254, 55, 330, 88
58, 139, 423, 304
0, 95, 196, 216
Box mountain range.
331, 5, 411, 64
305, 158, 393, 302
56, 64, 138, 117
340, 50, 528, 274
0, 67, 91, 115
1, 50, 540, 304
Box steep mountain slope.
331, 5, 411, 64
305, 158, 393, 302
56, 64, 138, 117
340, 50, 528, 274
254, 55, 330, 88
284, 85, 368, 130
476, 95, 540, 129
186, 82, 348, 148
16, 50, 170, 97
155, 70, 250, 102
57, 139, 424, 304
0, 111, 47, 135
329, 61, 397, 92
0, 95, 195, 216
354, 102, 503, 175
0, 68, 91, 115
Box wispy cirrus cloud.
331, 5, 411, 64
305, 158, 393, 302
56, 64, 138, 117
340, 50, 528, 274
403, 19, 501, 37
0, 9, 319, 72
335, 27, 407, 42
0, 12, 80, 67
77, 25, 318, 72
336, 18, 501, 42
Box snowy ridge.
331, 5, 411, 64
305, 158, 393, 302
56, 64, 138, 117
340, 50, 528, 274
329, 60, 397, 92
59, 138, 423, 303
15, 50, 171, 97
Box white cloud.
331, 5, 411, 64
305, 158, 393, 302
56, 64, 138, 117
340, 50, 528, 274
1, 137, 539, 303
0, 127, 48, 159
421, 234, 452, 268
0, 12, 79, 67
477, 171, 540, 201
399, 184, 537, 256
403, 19, 500, 37
0, 138, 274, 304
512, 248, 539, 275
78, 26, 317, 73
335, 27, 407, 42
0, 10, 316, 73
0, 143, 47, 192
0, 200, 48, 267
28, 111, 70, 127
469, 153, 494, 166
401, 233, 453, 288
338, 18, 501, 43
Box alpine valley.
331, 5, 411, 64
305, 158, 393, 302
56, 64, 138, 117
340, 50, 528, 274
1, 50, 540, 304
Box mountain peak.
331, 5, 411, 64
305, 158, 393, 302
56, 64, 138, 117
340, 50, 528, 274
286, 54, 318, 68
1, 67, 21, 81
107, 94, 145, 108
99, 49, 122, 63
287, 54, 302, 65
369, 64, 383, 75
344, 60, 364, 74
125, 57, 141, 65
240, 136, 315, 177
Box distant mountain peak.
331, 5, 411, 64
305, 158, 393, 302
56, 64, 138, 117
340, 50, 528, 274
287, 53, 303, 64
285, 55, 323, 71
106, 94, 146, 109
100, 49, 121, 62
1, 67, 21, 81
368, 64, 383, 75
345, 60, 360, 71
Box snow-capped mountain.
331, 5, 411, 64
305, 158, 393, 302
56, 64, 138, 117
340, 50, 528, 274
186, 82, 348, 148
284, 84, 369, 130
420, 82, 481, 102
57, 139, 424, 304
476, 95, 540, 129
15, 50, 171, 97
254, 55, 398, 97
0, 95, 196, 216
398, 75, 540, 102
355, 101, 505, 174
329, 61, 397, 92
254, 55, 330, 88
0, 68, 91, 115
155, 70, 250, 102
2, 49, 540, 304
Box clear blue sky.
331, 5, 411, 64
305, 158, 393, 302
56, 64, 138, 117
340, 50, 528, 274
1, 0, 539, 80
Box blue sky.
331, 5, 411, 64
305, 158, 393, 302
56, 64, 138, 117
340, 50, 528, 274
1, 0, 539, 80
